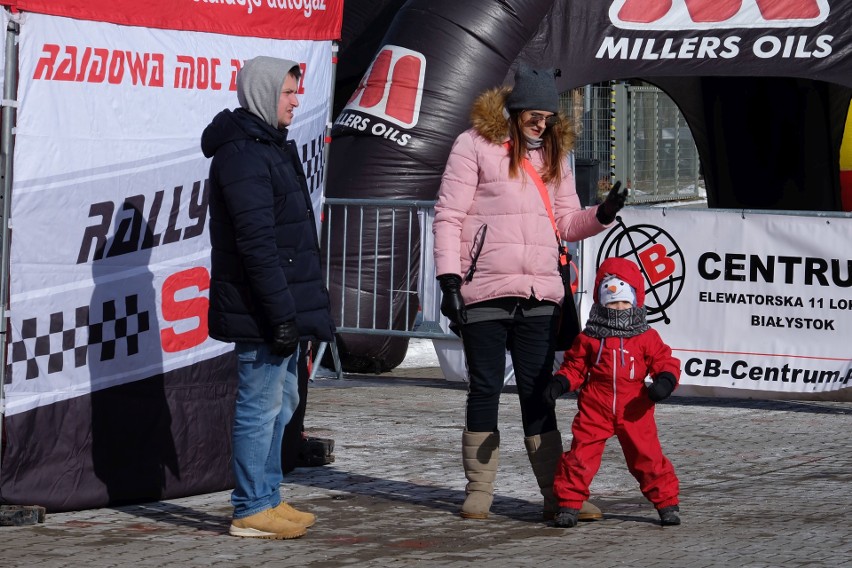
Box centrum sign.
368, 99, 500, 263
583, 207, 852, 398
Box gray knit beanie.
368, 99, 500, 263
505, 63, 559, 113
237, 56, 299, 128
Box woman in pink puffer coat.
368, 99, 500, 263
432, 63, 627, 522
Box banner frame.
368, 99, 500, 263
0, 14, 20, 475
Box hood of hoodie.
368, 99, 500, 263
200, 107, 286, 158
236, 56, 298, 129
593, 257, 646, 308
201, 57, 296, 158
468, 86, 575, 154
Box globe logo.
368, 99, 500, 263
595, 218, 685, 324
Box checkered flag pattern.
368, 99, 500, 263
300, 134, 325, 195
9, 294, 151, 381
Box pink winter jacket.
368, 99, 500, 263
433, 88, 607, 307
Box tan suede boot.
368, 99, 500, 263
524, 430, 563, 520
579, 500, 604, 521
271, 501, 316, 528
229, 509, 307, 539
460, 430, 500, 519
524, 430, 603, 521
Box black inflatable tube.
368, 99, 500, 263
324, 0, 555, 372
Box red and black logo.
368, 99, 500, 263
595, 218, 685, 325
343, 45, 425, 129
609, 0, 828, 30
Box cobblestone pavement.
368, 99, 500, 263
2, 372, 851, 568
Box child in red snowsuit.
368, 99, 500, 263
543, 257, 682, 527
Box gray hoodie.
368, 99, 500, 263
236, 56, 299, 129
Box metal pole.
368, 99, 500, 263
0, 17, 20, 476
612, 81, 629, 191
312, 41, 342, 380
320, 42, 339, 231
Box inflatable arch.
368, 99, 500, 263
326, 0, 852, 372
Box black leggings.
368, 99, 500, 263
461, 312, 559, 436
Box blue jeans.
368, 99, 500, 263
231, 342, 300, 519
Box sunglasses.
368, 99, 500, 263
525, 112, 559, 128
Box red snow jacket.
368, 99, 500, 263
555, 329, 681, 413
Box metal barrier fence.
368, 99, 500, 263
562, 82, 614, 201
311, 197, 452, 379
562, 82, 704, 205
626, 85, 703, 203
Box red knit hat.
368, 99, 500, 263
593, 257, 646, 308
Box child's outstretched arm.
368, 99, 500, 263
644, 329, 681, 402
647, 372, 677, 402
543, 374, 572, 408
545, 336, 590, 407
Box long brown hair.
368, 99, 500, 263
506, 110, 572, 185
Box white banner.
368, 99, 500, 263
581, 207, 852, 400
5, 13, 332, 415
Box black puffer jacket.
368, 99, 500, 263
201, 107, 335, 343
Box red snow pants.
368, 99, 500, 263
553, 392, 679, 510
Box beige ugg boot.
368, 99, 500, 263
578, 500, 604, 521
460, 430, 500, 519
525, 430, 603, 521
524, 430, 563, 520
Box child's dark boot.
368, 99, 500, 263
658, 505, 681, 526
553, 507, 579, 528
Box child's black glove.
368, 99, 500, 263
647, 372, 677, 402
544, 375, 571, 408
596, 181, 628, 225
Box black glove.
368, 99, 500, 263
647, 372, 677, 403
544, 375, 571, 408
437, 273, 467, 326
270, 320, 300, 358
596, 180, 627, 225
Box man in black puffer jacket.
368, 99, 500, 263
201, 56, 335, 540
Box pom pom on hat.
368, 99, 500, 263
598, 276, 636, 307
505, 62, 559, 113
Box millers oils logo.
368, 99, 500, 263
344, 45, 425, 129
609, 0, 829, 30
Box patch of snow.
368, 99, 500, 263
397, 338, 440, 368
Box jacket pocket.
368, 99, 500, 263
463, 223, 488, 283
625, 355, 639, 382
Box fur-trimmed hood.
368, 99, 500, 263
469, 87, 575, 153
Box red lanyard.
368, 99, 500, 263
508, 143, 569, 269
